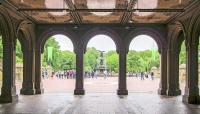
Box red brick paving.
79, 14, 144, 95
12, 77, 186, 94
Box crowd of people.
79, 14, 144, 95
84, 71, 109, 79
42, 69, 76, 79
42, 68, 155, 81
128, 72, 155, 80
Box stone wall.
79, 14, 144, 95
0, 63, 23, 81
151, 64, 200, 84
0, 64, 54, 81
151, 66, 160, 78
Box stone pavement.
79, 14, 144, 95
0, 77, 199, 114
0, 92, 200, 114
3, 77, 186, 94
15, 77, 165, 93
38, 77, 186, 93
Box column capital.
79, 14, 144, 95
74, 48, 86, 55
159, 47, 167, 54
116, 48, 128, 54
22, 48, 34, 53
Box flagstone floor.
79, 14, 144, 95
0, 77, 199, 114
15, 77, 184, 94
1, 92, 200, 114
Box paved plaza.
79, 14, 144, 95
42, 77, 160, 93
14, 77, 186, 94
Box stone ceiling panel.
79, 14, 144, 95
7, 0, 194, 24
132, 12, 177, 23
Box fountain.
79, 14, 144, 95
95, 51, 108, 76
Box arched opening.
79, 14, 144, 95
15, 39, 23, 94
177, 32, 186, 94
41, 34, 75, 93
84, 34, 118, 92
127, 35, 160, 93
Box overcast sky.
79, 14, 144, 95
53, 34, 158, 52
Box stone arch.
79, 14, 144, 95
189, 12, 200, 46
126, 27, 166, 53
16, 21, 34, 52
37, 28, 77, 53
0, 7, 15, 44
168, 21, 186, 51
82, 27, 122, 53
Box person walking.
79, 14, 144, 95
91, 71, 95, 79
150, 72, 154, 80
104, 70, 107, 79
141, 72, 144, 80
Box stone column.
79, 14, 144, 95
167, 48, 181, 96
0, 42, 18, 103
20, 49, 35, 95
183, 44, 200, 104
117, 48, 128, 95
158, 48, 167, 95
34, 49, 44, 94
74, 48, 85, 95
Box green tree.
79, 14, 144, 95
16, 40, 23, 63
179, 41, 186, 64
127, 50, 160, 73
42, 37, 76, 71
59, 50, 75, 70
127, 50, 143, 72
105, 51, 119, 73
84, 47, 99, 72
0, 36, 3, 59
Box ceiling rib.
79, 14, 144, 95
120, 0, 137, 24
18, 8, 184, 12
4, 0, 38, 23
64, 0, 82, 24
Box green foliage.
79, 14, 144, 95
42, 37, 75, 71
127, 50, 143, 72
0, 36, 23, 63
179, 41, 186, 64
59, 50, 75, 70
127, 50, 160, 73
16, 40, 23, 63
84, 47, 100, 72
105, 51, 119, 73
0, 36, 3, 59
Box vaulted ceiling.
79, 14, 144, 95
7, 0, 193, 24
